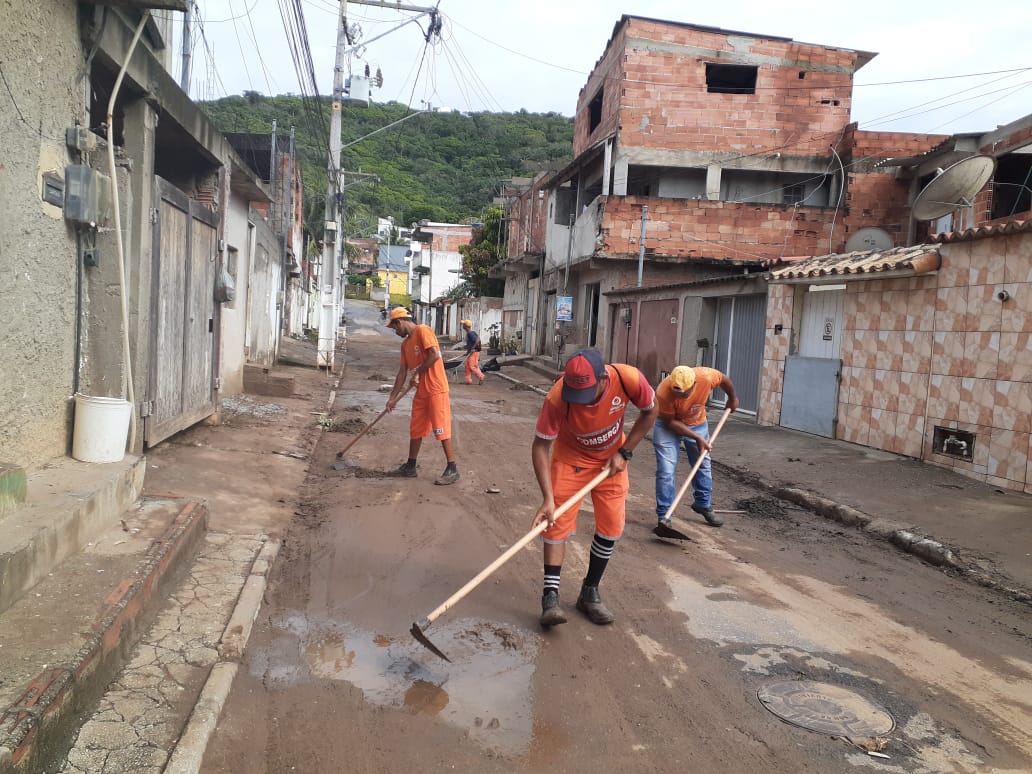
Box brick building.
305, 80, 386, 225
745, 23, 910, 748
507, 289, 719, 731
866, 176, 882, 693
499, 16, 944, 411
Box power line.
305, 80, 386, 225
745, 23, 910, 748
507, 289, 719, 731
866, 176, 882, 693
445, 14, 587, 75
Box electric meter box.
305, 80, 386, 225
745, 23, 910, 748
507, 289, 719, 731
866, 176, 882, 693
64, 164, 98, 224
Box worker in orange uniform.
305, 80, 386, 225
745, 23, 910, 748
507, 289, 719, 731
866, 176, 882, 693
531, 349, 657, 628
654, 365, 739, 527
385, 307, 460, 485
460, 319, 485, 384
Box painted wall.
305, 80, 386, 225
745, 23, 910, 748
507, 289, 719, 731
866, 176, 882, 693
0, 1, 88, 469
220, 196, 253, 395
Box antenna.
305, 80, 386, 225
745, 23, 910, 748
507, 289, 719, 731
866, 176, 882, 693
911, 155, 996, 221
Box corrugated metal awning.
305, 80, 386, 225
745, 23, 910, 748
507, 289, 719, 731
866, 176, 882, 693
767, 244, 941, 284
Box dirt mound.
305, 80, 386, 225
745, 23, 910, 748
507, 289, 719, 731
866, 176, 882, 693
734, 495, 788, 519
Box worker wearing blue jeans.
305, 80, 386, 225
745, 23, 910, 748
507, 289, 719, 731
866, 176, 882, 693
653, 366, 738, 528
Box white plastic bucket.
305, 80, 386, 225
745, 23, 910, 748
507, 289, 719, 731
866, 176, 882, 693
72, 394, 132, 463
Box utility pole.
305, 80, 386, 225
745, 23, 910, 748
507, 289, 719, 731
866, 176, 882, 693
316, 0, 439, 369
180, 2, 192, 94
281, 126, 295, 334
317, 5, 348, 369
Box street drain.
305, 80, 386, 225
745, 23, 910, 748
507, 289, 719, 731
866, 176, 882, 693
757, 680, 894, 737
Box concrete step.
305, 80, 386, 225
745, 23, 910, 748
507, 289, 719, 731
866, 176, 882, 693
0, 456, 146, 616
0, 497, 208, 773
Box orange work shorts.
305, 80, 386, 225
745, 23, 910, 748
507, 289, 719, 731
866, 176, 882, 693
541, 460, 629, 544
410, 389, 452, 441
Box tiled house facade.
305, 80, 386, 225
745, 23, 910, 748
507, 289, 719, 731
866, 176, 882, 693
762, 115, 1032, 493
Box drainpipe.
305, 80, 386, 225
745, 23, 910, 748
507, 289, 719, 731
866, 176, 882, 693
107, 11, 149, 453
563, 213, 574, 291
637, 205, 648, 288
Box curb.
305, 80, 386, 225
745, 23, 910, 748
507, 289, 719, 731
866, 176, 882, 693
164, 538, 281, 774
715, 461, 1032, 607
0, 499, 208, 774
491, 371, 549, 396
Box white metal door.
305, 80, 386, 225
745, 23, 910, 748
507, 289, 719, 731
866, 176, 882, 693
798, 286, 845, 358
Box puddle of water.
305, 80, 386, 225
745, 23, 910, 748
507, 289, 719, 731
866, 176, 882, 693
254, 611, 538, 756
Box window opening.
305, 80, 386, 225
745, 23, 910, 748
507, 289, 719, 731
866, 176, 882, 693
588, 87, 604, 132
705, 63, 757, 94
782, 183, 807, 206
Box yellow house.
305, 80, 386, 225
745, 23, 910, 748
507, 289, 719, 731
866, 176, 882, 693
378, 244, 410, 298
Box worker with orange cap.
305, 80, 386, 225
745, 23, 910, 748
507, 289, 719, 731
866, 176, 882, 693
460, 319, 485, 385
654, 366, 739, 528
384, 307, 459, 485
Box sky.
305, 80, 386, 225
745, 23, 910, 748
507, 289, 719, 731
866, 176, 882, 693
182, 0, 1032, 136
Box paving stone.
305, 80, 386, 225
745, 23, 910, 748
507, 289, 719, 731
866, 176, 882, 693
57, 534, 261, 771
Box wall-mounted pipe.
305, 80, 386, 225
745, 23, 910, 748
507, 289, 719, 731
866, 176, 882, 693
107, 11, 149, 452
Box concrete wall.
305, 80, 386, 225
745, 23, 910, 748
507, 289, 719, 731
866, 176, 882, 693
220, 196, 253, 395
0, 1, 89, 470
760, 232, 1032, 494
246, 211, 281, 368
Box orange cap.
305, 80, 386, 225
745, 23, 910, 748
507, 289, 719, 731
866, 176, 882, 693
385, 307, 411, 327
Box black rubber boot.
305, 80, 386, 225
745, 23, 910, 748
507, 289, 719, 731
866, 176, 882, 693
539, 589, 567, 628
691, 503, 723, 527
576, 584, 615, 625
434, 462, 460, 485
394, 461, 417, 478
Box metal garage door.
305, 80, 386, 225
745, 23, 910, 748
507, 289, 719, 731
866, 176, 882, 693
710, 294, 765, 414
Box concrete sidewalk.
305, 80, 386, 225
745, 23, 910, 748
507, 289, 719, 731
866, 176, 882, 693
713, 417, 1032, 599
497, 361, 1032, 603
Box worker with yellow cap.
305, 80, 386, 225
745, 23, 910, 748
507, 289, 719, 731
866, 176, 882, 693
460, 319, 485, 385
654, 366, 739, 527
384, 307, 459, 485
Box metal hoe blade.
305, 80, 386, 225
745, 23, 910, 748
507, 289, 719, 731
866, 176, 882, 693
332, 452, 352, 471
410, 618, 451, 662
653, 521, 692, 541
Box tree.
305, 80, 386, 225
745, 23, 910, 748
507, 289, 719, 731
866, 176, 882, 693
458, 206, 506, 297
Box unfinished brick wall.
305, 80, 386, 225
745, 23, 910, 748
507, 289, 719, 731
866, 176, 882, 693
611, 18, 860, 156
573, 24, 627, 156
842, 130, 947, 249
600, 196, 836, 261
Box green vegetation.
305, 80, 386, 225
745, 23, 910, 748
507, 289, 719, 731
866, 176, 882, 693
457, 206, 506, 297
202, 95, 572, 240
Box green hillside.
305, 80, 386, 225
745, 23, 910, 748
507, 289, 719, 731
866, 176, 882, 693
202, 94, 573, 236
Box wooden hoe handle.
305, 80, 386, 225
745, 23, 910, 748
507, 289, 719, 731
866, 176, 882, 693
337, 382, 414, 456
665, 407, 733, 517
420, 466, 611, 627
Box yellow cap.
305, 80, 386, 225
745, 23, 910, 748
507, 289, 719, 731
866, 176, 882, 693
669, 366, 697, 392
461, 319, 472, 327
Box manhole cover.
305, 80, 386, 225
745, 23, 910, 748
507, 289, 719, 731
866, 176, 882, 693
757, 680, 894, 737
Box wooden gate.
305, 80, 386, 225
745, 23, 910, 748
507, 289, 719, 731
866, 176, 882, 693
145, 178, 219, 446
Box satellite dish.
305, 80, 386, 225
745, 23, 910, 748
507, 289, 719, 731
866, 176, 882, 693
911, 155, 996, 221
845, 227, 894, 252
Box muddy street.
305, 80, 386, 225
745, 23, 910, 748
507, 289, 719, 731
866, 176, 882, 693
199, 305, 1032, 774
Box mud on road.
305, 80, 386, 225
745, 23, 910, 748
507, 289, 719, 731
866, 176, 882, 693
201, 334, 1032, 774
